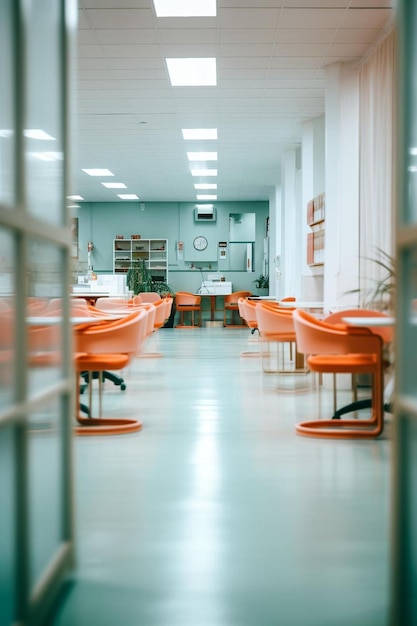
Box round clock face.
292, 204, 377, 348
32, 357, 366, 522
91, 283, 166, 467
193, 235, 208, 251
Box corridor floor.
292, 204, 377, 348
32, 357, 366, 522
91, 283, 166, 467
53, 327, 391, 626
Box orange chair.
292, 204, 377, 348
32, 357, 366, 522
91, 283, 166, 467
74, 309, 147, 435
175, 292, 202, 327
238, 297, 258, 333
237, 297, 260, 357
255, 302, 303, 373
137, 292, 162, 303
95, 297, 129, 311
223, 291, 252, 326
323, 308, 394, 418
292, 309, 386, 439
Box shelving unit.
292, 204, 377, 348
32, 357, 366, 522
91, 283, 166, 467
113, 238, 168, 282
306, 193, 325, 266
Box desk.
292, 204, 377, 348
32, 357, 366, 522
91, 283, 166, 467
196, 293, 220, 322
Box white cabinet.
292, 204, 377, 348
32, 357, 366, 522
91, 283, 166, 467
113, 239, 168, 282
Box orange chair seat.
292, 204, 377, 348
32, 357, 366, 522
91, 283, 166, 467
260, 331, 296, 343
76, 353, 130, 371
308, 353, 378, 373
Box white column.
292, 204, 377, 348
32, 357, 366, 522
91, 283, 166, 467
324, 63, 360, 312
280, 148, 302, 299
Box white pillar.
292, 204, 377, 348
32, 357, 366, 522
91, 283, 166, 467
279, 148, 302, 299
324, 63, 360, 312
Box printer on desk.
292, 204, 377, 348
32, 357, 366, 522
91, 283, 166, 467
198, 273, 232, 295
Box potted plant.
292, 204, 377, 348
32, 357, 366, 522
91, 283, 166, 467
127, 259, 175, 326
346, 247, 395, 312
127, 258, 173, 297
253, 273, 269, 295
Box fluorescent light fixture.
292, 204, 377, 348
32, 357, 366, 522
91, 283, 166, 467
27, 151, 63, 161
82, 168, 114, 177
67, 204, 80, 209
191, 168, 217, 177
409, 147, 417, 156
24, 129, 56, 140
117, 194, 139, 200
196, 194, 217, 200
187, 152, 217, 161
195, 204, 214, 209
166, 58, 216, 86
67, 195, 84, 201
0, 129, 13, 138
194, 183, 217, 189
182, 128, 217, 140
153, 0, 216, 17
101, 182, 127, 189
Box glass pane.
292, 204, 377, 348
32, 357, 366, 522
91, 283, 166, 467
28, 397, 63, 588
27, 239, 63, 397
0, 424, 16, 625
398, 248, 417, 398
0, 228, 15, 409
25, 0, 63, 224
0, 0, 15, 205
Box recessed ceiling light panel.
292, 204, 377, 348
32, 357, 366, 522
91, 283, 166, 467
153, 0, 216, 17
194, 183, 217, 189
117, 194, 139, 200
196, 194, 217, 200
24, 129, 56, 140
182, 128, 217, 140
82, 168, 114, 177
166, 58, 216, 86
101, 182, 127, 189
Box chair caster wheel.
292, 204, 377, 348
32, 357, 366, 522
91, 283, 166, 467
121, 383, 126, 391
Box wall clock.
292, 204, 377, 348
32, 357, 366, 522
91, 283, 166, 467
193, 235, 208, 251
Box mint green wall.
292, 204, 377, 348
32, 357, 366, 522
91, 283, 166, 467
76, 201, 269, 294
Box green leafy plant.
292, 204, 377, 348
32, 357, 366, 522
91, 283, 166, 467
126, 259, 173, 296
253, 273, 269, 289
347, 247, 396, 311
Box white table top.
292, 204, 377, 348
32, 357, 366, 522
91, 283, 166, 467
279, 300, 324, 309
342, 316, 395, 326
247, 296, 277, 300
27, 316, 119, 325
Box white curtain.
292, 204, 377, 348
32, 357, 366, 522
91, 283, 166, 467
359, 29, 397, 308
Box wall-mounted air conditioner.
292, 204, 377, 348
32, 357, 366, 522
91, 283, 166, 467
194, 205, 216, 222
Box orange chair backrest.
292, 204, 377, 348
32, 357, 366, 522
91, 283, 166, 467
293, 309, 382, 357
324, 308, 393, 344
176, 292, 201, 306
239, 298, 258, 325
95, 297, 127, 311
255, 302, 295, 334
224, 291, 252, 305
138, 292, 161, 303
74, 309, 147, 355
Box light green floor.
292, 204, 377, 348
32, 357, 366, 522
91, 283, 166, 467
53, 328, 390, 626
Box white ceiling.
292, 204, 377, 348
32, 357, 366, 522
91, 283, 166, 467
74, 0, 395, 204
